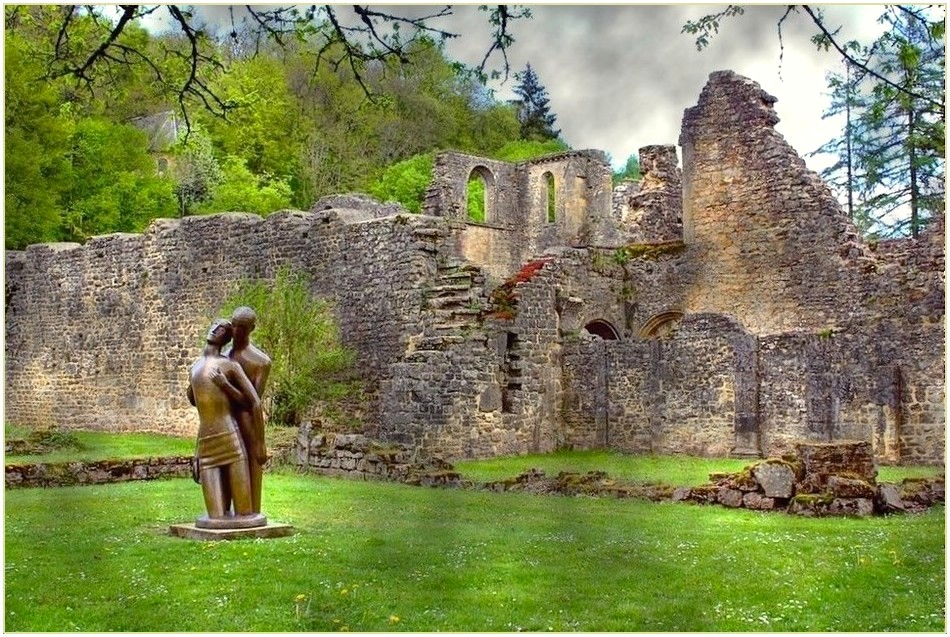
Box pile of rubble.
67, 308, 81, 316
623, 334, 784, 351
673, 441, 944, 516
482, 468, 675, 501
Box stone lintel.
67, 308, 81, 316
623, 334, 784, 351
169, 522, 296, 541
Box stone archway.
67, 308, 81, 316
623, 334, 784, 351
466, 166, 496, 224
638, 310, 684, 338
584, 319, 620, 340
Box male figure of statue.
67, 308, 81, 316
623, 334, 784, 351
187, 318, 265, 528
229, 306, 272, 514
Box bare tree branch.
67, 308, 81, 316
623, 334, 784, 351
28, 4, 531, 128
53, 4, 137, 83
801, 4, 944, 118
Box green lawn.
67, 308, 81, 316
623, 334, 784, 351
4, 430, 195, 464
5, 468, 945, 632
453, 448, 943, 486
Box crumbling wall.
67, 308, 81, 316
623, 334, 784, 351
422, 150, 614, 281
680, 70, 867, 334
4, 211, 451, 436
611, 144, 683, 245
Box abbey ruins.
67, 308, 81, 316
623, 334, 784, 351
5, 71, 945, 465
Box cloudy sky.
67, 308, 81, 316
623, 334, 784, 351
429, 3, 888, 171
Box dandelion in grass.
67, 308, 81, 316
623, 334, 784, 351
294, 593, 309, 620
389, 614, 400, 624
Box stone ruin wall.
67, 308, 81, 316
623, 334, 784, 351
541, 72, 943, 465
4, 70, 944, 465
5, 210, 462, 437
676, 70, 944, 463
423, 149, 615, 282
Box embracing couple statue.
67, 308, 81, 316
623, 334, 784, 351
187, 307, 272, 529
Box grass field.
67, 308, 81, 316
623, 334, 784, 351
4, 460, 945, 632
4, 429, 195, 464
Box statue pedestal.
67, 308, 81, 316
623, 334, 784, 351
169, 521, 295, 541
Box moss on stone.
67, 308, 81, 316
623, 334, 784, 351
617, 240, 686, 261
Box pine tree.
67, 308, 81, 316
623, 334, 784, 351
813, 6, 945, 238
512, 63, 561, 142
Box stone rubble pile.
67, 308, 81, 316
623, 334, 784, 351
673, 441, 944, 516
482, 468, 674, 501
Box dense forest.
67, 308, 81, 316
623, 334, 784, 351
5, 5, 646, 250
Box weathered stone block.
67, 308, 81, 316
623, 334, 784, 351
743, 492, 775, 510
672, 486, 691, 502
752, 461, 795, 498
717, 487, 744, 508
828, 497, 874, 517
795, 441, 877, 486
827, 475, 876, 499
876, 483, 905, 513
478, 385, 502, 412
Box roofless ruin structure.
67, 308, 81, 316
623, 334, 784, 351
6, 71, 945, 464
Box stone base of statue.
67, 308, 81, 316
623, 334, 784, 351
169, 514, 295, 541
195, 512, 267, 529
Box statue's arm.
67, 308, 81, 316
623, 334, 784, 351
255, 359, 272, 397
228, 364, 267, 463
186, 383, 196, 407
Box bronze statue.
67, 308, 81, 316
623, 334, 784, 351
227, 306, 272, 513
187, 318, 265, 529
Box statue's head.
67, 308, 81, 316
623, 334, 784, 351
206, 318, 234, 346
231, 306, 257, 334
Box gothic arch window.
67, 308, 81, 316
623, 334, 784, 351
638, 310, 684, 339
584, 319, 620, 340
543, 171, 556, 223
466, 166, 494, 223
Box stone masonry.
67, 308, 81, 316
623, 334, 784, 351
5, 70, 945, 464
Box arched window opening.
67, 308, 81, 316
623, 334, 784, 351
584, 319, 620, 340
466, 169, 489, 223
544, 172, 556, 223
638, 310, 684, 339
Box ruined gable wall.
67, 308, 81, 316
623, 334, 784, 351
679, 70, 868, 334
519, 150, 614, 250
679, 70, 944, 337
5, 211, 452, 436
676, 70, 944, 464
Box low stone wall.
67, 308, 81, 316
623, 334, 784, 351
5, 455, 193, 489
294, 426, 466, 487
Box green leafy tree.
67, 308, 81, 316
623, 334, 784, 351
60, 118, 178, 241
4, 28, 74, 249
221, 267, 358, 427
197, 54, 303, 180
367, 152, 435, 213
512, 62, 561, 142
467, 174, 487, 223
173, 128, 222, 216
490, 138, 569, 162
613, 154, 642, 185
18, 5, 531, 126
196, 156, 293, 216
